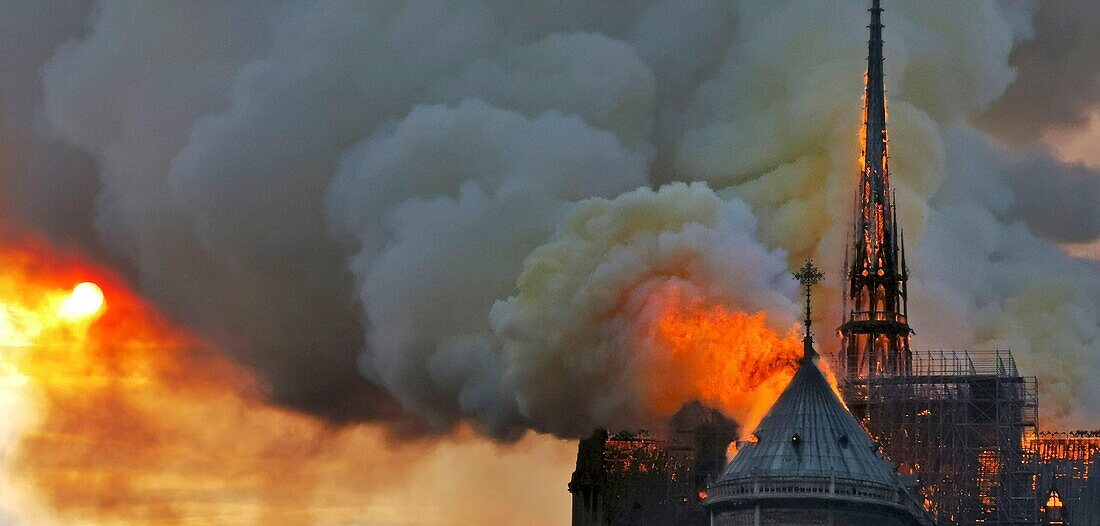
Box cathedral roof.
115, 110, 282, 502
706, 337, 933, 526
706, 260, 929, 523
716, 337, 898, 486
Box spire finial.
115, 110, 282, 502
796, 260, 822, 363
793, 260, 824, 362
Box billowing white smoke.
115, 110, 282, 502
27, 0, 1100, 436
488, 183, 797, 436
911, 126, 1100, 425
325, 99, 653, 436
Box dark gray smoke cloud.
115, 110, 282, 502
1005, 151, 1100, 244
0, 1, 100, 250
980, 0, 1100, 143
37, 0, 410, 424
2, 0, 1100, 436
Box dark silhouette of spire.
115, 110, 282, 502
839, 0, 913, 379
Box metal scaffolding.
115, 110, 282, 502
840, 349, 1039, 525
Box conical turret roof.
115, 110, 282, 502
706, 336, 933, 525
718, 338, 897, 485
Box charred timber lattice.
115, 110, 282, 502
1031, 431, 1100, 525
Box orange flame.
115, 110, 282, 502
858, 72, 868, 171
726, 441, 739, 461
641, 285, 802, 438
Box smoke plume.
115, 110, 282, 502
0, 234, 576, 525
5, 0, 1100, 447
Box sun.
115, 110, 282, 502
58, 281, 106, 321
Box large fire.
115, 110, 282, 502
642, 285, 804, 439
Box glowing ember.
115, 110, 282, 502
726, 441, 739, 461
1045, 490, 1063, 508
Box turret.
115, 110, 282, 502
706, 260, 933, 526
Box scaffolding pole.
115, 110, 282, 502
841, 349, 1039, 525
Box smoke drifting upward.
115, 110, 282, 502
487, 183, 801, 436
3, 0, 1100, 458
0, 234, 574, 525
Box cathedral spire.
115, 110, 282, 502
839, 0, 912, 380
858, 0, 894, 272
865, 0, 888, 205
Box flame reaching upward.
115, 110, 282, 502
641, 283, 803, 438
637, 278, 846, 444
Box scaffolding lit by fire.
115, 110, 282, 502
838, 349, 1040, 525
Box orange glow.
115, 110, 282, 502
726, 441, 739, 461
976, 450, 1000, 508
642, 284, 804, 438
858, 73, 868, 171
1045, 490, 1063, 508
1028, 432, 1100, 463
57, 282, 105, 321
0, 236, 431, 523
883, 94, 891, 186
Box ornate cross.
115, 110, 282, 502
793, 260, 824, 335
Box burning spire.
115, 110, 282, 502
839, 0, 913, 379
863, 0, 889, 228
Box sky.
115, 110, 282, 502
0, 0, 1099, 524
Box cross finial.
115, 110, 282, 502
793, 260, 823, 363
793, 260, 824, 335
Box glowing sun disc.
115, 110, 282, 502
59, 282, 105, 321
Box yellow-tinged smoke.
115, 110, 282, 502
492, 183, 812, 436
